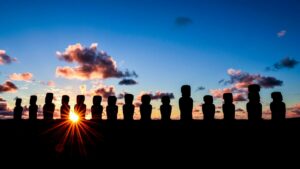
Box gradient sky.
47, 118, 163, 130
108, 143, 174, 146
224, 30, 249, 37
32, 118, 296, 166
1, 0, 300, 119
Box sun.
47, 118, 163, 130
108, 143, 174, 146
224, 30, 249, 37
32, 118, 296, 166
69, 111, 79, 123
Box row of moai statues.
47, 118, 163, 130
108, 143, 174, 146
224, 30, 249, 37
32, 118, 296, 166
13, 84, 286, 121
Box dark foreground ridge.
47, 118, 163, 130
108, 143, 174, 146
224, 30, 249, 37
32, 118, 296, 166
0, 119, 299, 164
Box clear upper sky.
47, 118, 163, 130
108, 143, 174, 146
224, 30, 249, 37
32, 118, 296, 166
0, 0, 300, 119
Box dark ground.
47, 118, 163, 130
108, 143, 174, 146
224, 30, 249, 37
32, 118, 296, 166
0, 119, 299, 166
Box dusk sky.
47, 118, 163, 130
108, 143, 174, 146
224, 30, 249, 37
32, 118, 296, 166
1, 0, 300, 119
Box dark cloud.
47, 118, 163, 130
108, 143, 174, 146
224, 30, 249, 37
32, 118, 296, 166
210, 68, 282, 102
93, 85, 115, 99
138, 91, 175, 101
266, 57, 299, 71
119, 79, 138, 85
218, 79, 225, 84
0, 81, 18, 93
0, 50, 17, 65
196, 86, 205, 91
0, 97, 6, 102
175, 17, 193, 27
225, 68, 283, 89
56, 43, 138, 80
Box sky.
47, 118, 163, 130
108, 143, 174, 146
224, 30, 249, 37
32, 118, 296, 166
1, 0, 300, 119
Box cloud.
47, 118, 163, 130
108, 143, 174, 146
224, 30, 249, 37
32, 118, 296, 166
210, 88, 247, 102
93, 85, 116, 99
119, 79, 138, 85
0, 50, 17, 65
138, 91, 175, 101
0, 81, 18, 93
277, 30, 287, 38
233, 93, 247, 102
56, 43, 138, 80
79, 84, 87, 94
175, 17, 193, 26
225, 68, 283, 88
9, 72, 33, 81
47, 81, 56, 87
266, 57, 299, 71
0, 98, 8, 111
196, 86, 205, 91
211, 68, 283, 102
236, 108, 246, 113
288, 103, 300, 114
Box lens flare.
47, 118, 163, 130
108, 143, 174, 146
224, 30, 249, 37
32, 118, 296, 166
69, 111, 79, 123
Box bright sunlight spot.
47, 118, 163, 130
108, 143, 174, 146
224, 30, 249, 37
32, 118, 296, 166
69, 111, 79, 123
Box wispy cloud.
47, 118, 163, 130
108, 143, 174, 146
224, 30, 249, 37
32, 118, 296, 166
175, 17, 193, 27
266, 57, 299, 71
9, 72, 33, 82
0, 81, 18, 93
56, 43, 138, 80
0, 50, 17, 65
277, 30, 287, 38
196, 86, 205, 91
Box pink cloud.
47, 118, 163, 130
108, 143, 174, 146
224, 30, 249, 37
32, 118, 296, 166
47, 81, 56, 87
9, 72, 33, 81
277, 30, 287, 38
210, 88, 232, 98
55, 43, 137, 80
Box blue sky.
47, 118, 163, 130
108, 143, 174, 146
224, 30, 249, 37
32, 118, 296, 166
1, 0, 300, 119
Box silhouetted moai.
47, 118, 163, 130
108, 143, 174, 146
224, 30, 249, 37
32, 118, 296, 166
91, 95, 103, 120
202, 95, 215, 121
74, 95, 86, 120
160, 96, 172, 121
123, 94, 134, 120
140, 95, 152, 121
106, 96, 118, 120
60, 95, 70, 120
247, 84, 262, 121
222, 93, 235, 121
270, 92, 286, 120
29, 95, 38, 120
43, 93, 55, 120
179, 85, 193, 121
13, 98, 23, 120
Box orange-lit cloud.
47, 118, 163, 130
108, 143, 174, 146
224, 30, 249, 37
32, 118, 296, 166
9, 72, 33, 81
288, 103, 300, 114
56, 43, 137, 80
0, 81, 18, 93
0, 50, 17, 65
